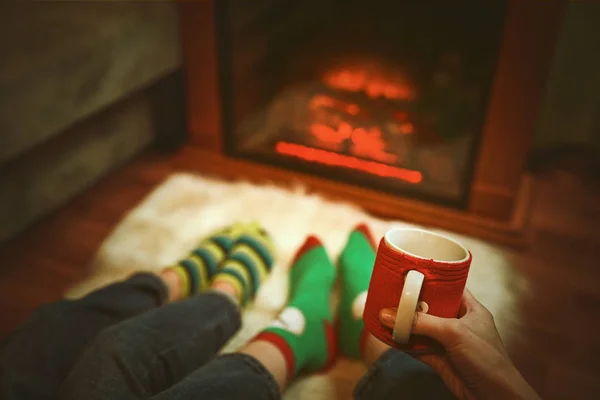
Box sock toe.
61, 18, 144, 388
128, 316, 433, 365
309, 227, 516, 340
354, 223, 377, 250
291, 235, 323, 264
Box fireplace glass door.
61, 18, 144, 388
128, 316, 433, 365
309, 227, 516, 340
218, 0, 507, 207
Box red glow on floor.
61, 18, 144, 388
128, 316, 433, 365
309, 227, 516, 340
275, 142, 422, 184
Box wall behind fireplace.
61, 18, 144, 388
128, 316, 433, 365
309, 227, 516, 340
534, 1, 600, 150
0, 3, 185, 241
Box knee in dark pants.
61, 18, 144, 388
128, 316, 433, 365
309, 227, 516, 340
30, 299, 73, 321
60, 323, 146, 399
354, 350, 455, 400
85, 323, 139, 359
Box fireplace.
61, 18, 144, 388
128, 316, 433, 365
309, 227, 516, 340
220, 1, 506, 206
179, 0, 565, 245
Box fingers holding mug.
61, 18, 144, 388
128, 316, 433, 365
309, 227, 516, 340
379, 306, 455, 348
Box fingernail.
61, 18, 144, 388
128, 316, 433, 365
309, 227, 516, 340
379, 309, 396, 326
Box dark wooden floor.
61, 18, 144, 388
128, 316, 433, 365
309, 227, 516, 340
1, 148, 599, 399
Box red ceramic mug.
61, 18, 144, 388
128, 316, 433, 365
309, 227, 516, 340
363, 228, 472, 352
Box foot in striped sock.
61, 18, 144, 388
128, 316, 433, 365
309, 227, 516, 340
337, 224, 377, 359
212, 222, 276, 305
252, 236, 337, 380
162, 224, 244, 298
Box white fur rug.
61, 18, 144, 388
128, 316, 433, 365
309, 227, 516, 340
66, 173, 527, 399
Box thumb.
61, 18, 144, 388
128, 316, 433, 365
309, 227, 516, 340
379, 308, 457, 348
412, 312, 457, 347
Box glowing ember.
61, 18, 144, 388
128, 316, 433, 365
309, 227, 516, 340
310, 123, 349, 146
350, 127, 397, 163
309, 119, 398, 163
310, 95, 366, 118
275, 142, 422, 184
399, 122, 415, 135
324, 67, 415, 100
338, 122, 353, 137
346, 104, 360, 115
309, 95, 336, 109
324, 70, 366, 92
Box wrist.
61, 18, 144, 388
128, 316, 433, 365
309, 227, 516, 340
497, 365, 540, 400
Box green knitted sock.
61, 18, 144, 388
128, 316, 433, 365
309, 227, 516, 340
338, 224, 377, 359
253, 236, 336, 379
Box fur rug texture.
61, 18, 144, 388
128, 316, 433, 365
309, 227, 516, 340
66, 173, 528, 399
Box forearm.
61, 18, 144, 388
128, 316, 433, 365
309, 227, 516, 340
485, 365, 540, 400
503, 369, 540, 400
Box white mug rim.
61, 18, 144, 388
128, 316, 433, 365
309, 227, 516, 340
384, 227, 470, 264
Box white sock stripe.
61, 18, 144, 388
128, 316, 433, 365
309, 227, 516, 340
269, 307, 306, 335
352, 291, 369, 320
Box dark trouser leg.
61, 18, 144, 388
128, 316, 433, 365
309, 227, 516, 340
152, 353, 281, 400
0, 273, 166, 400
60, 291, 242, 400
354, 349, 456, 400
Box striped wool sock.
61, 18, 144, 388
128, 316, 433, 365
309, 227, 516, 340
337, 224, 377, 359
212, 223, 275, 305
252, 236, 336, 380
162, 224, 245, 297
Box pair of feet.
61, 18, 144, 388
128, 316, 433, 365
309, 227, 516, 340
161, 221, 275, 305
253, 224, 377, 381
161, 222, 377, 381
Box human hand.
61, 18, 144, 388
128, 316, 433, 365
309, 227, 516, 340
379, 289, 540, 400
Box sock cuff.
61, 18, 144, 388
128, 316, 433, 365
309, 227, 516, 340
291, 235, 323, 264
180, 258, 207, 292
165, 265, 191, 297
253, 331, 296, 382
354, 223, 377, 250
358, 329, 369, 360
213, 273, 247, 305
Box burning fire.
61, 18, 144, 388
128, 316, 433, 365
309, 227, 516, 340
272, 63, 422, 183
307, 91, 414, 163
308, 122, 398, 164
323, 67, 415, 100
275, 142, 422, 184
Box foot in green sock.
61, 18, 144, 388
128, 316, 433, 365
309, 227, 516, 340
252, 236, 337, 380
337, 224, 377, 359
